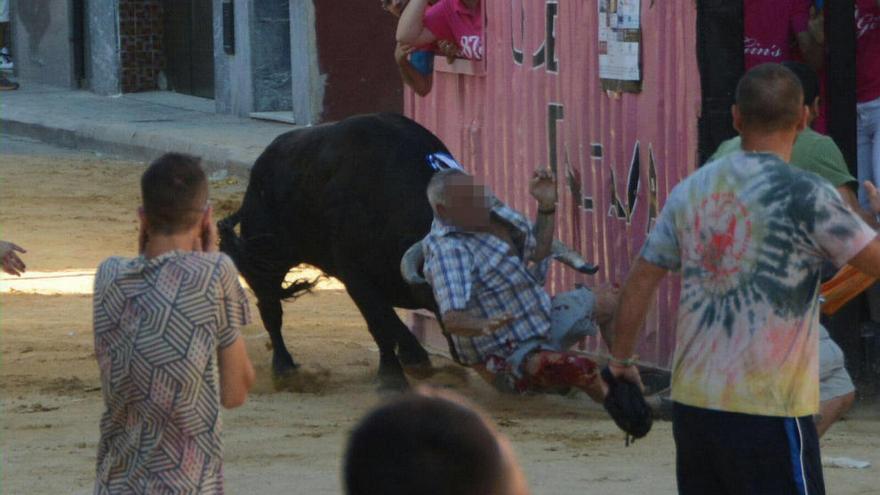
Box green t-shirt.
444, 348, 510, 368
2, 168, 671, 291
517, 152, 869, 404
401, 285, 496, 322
711, 128, 856, 188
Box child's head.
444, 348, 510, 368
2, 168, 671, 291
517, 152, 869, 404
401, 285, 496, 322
140, 153, 209, 236
344, 387, 529, 495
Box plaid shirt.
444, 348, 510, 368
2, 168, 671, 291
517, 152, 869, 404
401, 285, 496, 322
423, 203, 552, 364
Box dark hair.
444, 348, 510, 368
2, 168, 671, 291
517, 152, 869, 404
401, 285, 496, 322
141, 153, 208, 235
781, 61, 819, 106
735, 63, 804, 133
344, 393, 504, 495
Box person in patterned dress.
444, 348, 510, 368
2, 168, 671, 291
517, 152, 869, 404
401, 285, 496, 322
92, 153, 255, 494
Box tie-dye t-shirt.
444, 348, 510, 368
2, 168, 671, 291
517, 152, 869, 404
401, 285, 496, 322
642, 152, 876, 417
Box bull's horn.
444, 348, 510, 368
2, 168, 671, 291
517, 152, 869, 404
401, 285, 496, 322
552, 239, 599, 275
401, 241, 428, 285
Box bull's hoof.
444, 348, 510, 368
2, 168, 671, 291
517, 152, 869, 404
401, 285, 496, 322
271, 358, 301, 391
398, 349, 430, 367
376, 371, 410, 393
402, 361, 436, 380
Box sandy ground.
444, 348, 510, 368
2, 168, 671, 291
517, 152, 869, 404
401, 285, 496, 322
1, 137, 878, 494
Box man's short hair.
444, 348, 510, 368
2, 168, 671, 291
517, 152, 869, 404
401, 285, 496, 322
141, 153, 208, 235
735, 63, 804, 133
781, 61, 819, 106
426, 168, 469, 208
344, 392, 504, 495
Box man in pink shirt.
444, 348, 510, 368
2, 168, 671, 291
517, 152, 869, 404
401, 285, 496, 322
857, 0, 880, 206
744, 0, 823, 70
396, 0, 483, 61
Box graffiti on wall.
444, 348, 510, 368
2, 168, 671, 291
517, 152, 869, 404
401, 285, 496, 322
513, 1, 659, 234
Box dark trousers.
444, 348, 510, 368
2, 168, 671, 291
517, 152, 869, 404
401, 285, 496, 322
673, 402, 825, 495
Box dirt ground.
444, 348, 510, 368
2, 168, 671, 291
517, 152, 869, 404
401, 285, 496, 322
1, 139, 878, 494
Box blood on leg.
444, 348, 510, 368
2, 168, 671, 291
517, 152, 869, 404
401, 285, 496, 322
522, 351, 605, 401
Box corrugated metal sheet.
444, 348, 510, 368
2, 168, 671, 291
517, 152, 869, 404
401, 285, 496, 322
406, 0, 701, 368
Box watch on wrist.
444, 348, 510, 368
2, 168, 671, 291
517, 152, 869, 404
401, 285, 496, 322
538, 204, 557, 214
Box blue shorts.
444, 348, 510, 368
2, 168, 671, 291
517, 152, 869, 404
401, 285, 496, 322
673, 403, 825, 495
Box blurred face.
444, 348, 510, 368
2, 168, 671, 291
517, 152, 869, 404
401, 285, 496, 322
437, 175, 494, 231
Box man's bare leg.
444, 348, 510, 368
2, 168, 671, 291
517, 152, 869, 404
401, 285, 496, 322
592, 285, 620, 346
522, 351, 607, 402
815, 391, 855, 437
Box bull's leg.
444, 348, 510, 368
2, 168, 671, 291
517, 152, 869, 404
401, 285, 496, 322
254, 288, 299, 378
394, 323, 431, 370
340, 274, 410, 391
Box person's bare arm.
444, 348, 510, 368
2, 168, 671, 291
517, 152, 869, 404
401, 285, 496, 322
864, 181, 880, 215
837, 185, 880, 229
396, 0, 437, 46
529, 169, 557, 262
218, 337, 256, 409
442, 311, 513, 337
796, 30, 825, 71
0, 240, 26, 276
847, 238, 880, 279
608, 257, 668, 384
395, 44, 433, 96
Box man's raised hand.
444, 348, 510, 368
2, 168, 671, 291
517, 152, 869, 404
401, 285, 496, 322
529, 168, 557, 208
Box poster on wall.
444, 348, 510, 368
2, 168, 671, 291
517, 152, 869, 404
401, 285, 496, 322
598, 0, 642, 93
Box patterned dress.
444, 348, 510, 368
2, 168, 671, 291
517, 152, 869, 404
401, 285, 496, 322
93, 251, 251, 494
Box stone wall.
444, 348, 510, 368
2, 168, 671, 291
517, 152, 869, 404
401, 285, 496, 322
118, 0, 164, 92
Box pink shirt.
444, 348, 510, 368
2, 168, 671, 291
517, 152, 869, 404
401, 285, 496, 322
743, 0, 810, 69
423, 0, 483, 60
857, 0, 880, 103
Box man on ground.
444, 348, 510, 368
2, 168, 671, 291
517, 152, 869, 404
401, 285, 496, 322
423, 168, 617, 401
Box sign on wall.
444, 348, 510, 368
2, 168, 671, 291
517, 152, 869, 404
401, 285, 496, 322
598, 0, 642, 93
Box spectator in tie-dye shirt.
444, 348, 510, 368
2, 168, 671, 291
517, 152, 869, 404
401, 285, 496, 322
610, 64, 880, 495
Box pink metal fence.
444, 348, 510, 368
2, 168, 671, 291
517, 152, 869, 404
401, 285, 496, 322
406, 0, 702, 368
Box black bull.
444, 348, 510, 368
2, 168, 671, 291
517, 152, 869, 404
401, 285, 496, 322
219, 113, 445, 390
218, 112, 598, 390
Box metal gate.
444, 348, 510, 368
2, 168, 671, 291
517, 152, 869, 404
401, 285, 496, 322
162, 0, 215, 99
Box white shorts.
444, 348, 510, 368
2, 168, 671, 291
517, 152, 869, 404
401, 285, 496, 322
0, 0, 8, 23
819, 326, 856, 402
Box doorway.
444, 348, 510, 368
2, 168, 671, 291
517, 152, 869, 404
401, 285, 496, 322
162, 0, 215, 99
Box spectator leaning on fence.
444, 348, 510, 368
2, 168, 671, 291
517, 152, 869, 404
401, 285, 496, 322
396, 0, 483, 61
381, 0, 459, 97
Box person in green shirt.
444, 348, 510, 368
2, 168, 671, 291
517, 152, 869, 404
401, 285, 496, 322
712, 61, 879, 230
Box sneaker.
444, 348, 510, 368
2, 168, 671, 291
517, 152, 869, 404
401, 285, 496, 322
0, 48, 12, 70
0, 77, 20, 90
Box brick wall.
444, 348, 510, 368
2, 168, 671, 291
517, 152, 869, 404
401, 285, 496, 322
119, 0, 164, 93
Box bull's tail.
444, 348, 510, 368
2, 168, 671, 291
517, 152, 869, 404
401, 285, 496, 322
218, 208, 319, 301
218, 210, 245, 268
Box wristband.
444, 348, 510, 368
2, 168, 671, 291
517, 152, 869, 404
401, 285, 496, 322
609, 355, 638, 367
538, 206, 556, 215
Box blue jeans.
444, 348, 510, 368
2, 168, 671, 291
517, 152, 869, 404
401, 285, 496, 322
857, 97, 880, 208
